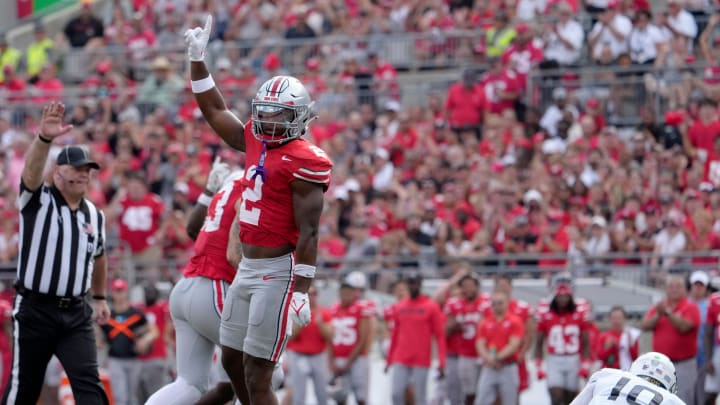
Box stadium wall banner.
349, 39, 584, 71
17, 0, 68, 19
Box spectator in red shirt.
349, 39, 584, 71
595, 306, 640, 370
687, 98, 720, 163
0, 65, 26, 104
138, 283, 172, 403
368, 51, 400, 102
501, 23, 544, 92
111, 172, 165, 267
480, 58, 520, 116
475, 289, 524, 405
387, 272, 446, 405
445, 69, 485, 134
32, 64, 64, 104
641, 275, 702, 404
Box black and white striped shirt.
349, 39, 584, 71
16, 181, 106, 298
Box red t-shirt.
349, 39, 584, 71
328, 300, 375, 358
388, 295, 447, 368
239, 121, 333, 247
118, 193, 164, 253
501, 41, 543, 90
445, 82, 485, 128
444, 294, 491, 357
688, 119, 720, 156
477, 313, 525, 362
537, 304, 591, 355
705, 293, 720, 345
644, 297, 700, 360
183, 179, 242, 284
286, 307, 332, 355
139, 300, 170, 360
480, 70, 519, 114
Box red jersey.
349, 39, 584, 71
388, 295, 446, 368
537, 304, 591, 355
480, 70, 519, 114
238, 122, 333, 247
644, 297, 700, 360
501, 41, 544, 89
444, 294, 490, 357
184, 178, 242, 284
477, 313, 525, 363
139, 300, 170, 360
707, 293, 720, 345
595, 329, 639, 369
328, 300, 375, 358
286, 307, 331, 355
118, 193, 164, 253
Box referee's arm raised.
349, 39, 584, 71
22, 102, 73, 191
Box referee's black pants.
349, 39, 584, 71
1, 293, 109, 405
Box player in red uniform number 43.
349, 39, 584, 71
185, 15, 333, 405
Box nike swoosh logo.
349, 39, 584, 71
281, 155, 292, 161
262, 276, 274, 281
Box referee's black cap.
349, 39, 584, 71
57, 146, 100, 170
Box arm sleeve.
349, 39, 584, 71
569, 372, 598, 405
18, 180, 44, 212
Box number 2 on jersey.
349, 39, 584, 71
608, 377, 664, 405
239, 165, 264, 226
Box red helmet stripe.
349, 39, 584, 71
270, 76, 284, 95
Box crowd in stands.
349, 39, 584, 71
1, 0, 720, 285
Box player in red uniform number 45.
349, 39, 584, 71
186, 15, 333, 405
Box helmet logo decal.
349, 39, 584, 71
265, 77, 290, 99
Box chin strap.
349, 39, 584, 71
252, 140, 268, 182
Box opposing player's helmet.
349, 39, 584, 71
252, 75, 314, 144
630, 352, 678, 394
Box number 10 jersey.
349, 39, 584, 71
570, 368, 685, 405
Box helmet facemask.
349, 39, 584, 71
252, 101, 312, 144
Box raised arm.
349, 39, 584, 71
186, 16, 246, 151
23, 102, 74, 191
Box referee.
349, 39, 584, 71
2, 102, 111, 405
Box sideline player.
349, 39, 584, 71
381, 279, 414, 405
145, 160, 239, 405
569, 352, 685, 405
186, 15, 333, 405
444, 274, 488, 405
535, 278, 592, 405
327, 272, 375, 405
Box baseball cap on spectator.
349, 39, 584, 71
96, 60, 112, 74
690, 271, 709, 286
306, 58, 320, 70
376, 148, 390, 160
591, 216, 607, 228
344, 178, 361, 192
618, 208, 636, 220
174, 182, 189, 195
607, 0, 619, 8
523, 189, 543, 205
56, 146, 100, 169
384, 100, 401, 113
333, 186, 349, 201
516, 23, 529, 34
586, 98, 600, 108
552, 87, 568, 101
542, 138, 567, 155
700, 182, 714, 192
343, 271, 367, 289
216, 58, 232, 71
111, 279, 128, 291
684, 189, 701, 200
151, 56, 171, 71
263, 53, 281, 70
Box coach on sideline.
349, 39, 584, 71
1, 102, 110, 405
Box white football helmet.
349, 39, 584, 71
629, 352, 678, 394
252, 75, 314, 144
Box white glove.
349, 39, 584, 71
207, 156, 231, 193
289, 292, 311, 327
184, 15, 212, 62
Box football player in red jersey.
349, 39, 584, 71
327, 272, 375, 405
494, 275, 535, 393
145, 161, 241, 405
535, 278, 592, 405
186, 16, 333, 405
444, 274, 489, 405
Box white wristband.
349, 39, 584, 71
197, 193, 213, 206
191, 75, 215, 94
294, 264, 316, 278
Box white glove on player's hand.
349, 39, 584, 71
289, 292, 311, 327
184, 15, 212, 62
206, 156, 231, 193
